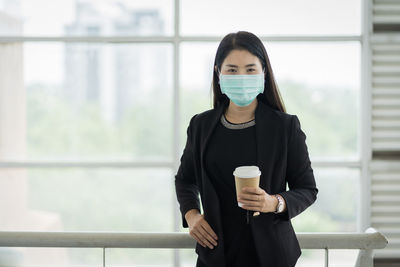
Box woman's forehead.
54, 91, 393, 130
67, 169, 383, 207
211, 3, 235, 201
222, 49, 262, 67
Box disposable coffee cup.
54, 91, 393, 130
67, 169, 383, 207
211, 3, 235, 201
234, 166, 261, 216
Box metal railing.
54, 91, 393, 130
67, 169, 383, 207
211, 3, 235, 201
0, 227, 387, 267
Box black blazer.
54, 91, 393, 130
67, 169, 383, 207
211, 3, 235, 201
174, 100, 318, 267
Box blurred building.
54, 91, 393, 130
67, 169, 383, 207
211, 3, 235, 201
64, 0, 167, 122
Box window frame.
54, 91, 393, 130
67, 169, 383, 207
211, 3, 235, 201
0, 0, 372, 265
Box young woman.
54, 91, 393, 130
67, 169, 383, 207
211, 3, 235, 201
174, 31, 318, 267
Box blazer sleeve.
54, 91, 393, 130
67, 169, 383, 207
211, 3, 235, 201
174, 114, 201, 228
277, 115, 318, 221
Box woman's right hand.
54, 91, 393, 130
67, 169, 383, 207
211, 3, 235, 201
185, 209, 218, 249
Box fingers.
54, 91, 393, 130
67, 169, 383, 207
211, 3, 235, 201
191, 231, 209, 248
201, 221, 218, 240
237, 194, 262, 208
242, 187, 264, 194
238, 193, 261, 201
200, 224, 218, 246
189, 219, 218, 249
197, 227, 216, 249
238, 188, 265, 201
240, 201, 260, 208
237, 188, 265, 210
241, 204, 260, 211
191, 228, 216, 249
238, 197, 262, 211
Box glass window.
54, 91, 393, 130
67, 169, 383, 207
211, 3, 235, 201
106, 248, 174, 267
179, 42, 218, 148
0, 0, 174, 36
181, 0, 361, 36
292, 168, 359, 232
0, 247, 103, 267
20, 43, 173, 161
0, 168, 173, 231
266, 41, 361, 160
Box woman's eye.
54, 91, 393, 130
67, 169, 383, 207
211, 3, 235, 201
247, 68, 256, 72
227, 69, 236, 72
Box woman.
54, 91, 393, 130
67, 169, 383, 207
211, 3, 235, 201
174, 31, 318, 267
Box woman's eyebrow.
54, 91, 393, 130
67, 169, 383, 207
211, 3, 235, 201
225, 63, 257, 68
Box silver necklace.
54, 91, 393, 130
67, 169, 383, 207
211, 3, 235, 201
220, 113, 256, 129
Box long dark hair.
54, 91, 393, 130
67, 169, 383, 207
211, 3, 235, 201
211, 31, 286, 112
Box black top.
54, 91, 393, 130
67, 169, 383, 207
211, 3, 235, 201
204, 113, 261, 267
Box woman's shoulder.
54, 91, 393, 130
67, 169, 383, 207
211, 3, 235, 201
188, 106, 221, 126
258, 101, 295, 127
263, 105, 305, 141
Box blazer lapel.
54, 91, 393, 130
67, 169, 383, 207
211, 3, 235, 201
200, 103, 226, 173
254, 101, 282, 191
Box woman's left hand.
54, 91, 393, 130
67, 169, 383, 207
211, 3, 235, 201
237, 187, 278, 213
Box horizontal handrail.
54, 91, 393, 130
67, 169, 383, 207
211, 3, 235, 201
0, 227, 387, 250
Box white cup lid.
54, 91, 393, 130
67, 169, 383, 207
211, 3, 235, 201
233, 166, 261, 178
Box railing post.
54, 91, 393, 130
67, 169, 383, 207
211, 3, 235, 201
325, 248, 329, 267
355, 249, 373, 267
103, 247, 105, 267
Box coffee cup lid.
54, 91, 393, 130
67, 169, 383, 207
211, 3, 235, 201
233, 166, 261, 178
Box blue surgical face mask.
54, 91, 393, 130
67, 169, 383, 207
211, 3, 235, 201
219, 73, 265, 107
